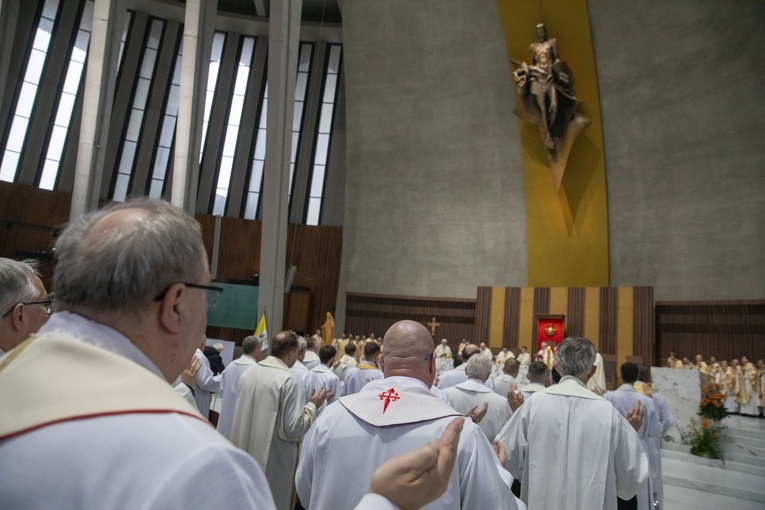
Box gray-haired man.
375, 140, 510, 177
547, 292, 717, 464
0, 258, 49, 355
497, 336, 648, 510
217, 335, 265, 438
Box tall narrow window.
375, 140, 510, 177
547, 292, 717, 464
288, 43, 313, 202
212, 36, 255, 216
199, 32, 226, 164
0, 0, 60, 182
148, 40, 183, 198
112, 18, 164, 201
243, 81, 267, 220
38, 0, 94, 190
244, 43, 312, 220
305, 44, 341, 225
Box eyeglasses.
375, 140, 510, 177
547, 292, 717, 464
2, 296, 54, 319
154, 283, 224, 309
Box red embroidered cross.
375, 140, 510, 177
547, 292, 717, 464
378, 388, 400, 413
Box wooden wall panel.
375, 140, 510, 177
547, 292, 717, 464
0, 183, 70, 285
656, 301, 765, 365
475, 286, 491, 344
345, 293, 476, 352
599, 287, 618, 356
634, 287, 655, 365
504, 287, 521, 349
567, 287, 585, 337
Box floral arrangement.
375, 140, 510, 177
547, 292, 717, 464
681, 382, 729, 460
681, 418, 726, 460
698, 382, 729, 421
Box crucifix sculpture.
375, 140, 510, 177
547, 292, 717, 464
510, 22, 590, 190
427, 317, 440, 336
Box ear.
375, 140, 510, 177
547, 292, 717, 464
158, 283, 186, 334
588, 364, 597, 379
10, 304, 25, 332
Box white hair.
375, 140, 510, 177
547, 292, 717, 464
556, 337, 596, 378
465, 354, 492, 381
0, 258, 41, 314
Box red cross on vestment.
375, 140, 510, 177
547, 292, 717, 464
378, 388, 400, 413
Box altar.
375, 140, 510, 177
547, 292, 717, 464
651, 367, 704, 446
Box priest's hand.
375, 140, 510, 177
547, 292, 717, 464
368, 417, 464, 510
309, 387, 332, 408
491, 439, 507, 465
466, 402, 488, 423
625, 400, 644, 432
181, 356, 201, 388
506, 385, 524, 411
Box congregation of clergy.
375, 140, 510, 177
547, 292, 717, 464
1, 198, 672, 510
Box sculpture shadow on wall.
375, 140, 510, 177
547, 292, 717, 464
558, 135, 600, 235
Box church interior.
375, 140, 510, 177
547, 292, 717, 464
0, 0, 763, 506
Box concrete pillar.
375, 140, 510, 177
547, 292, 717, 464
0, 0, 20, 121
171, 0, 216, 214
259, 0, 302, 335
70, 0, 125, 218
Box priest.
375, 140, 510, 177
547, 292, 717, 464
0, 258, 50, 355
444, 355, 513, 440
497, 336, 648, 510
519, 361, 548, 400
435, 338, 452, 359
603, 363, 662, 510
437, 343, 496, 392
635, 367, 674, 510
230, 330, 331, 510
217, 335, 264, 438
343, 341, 383, 395
493, 358, 522, 398
295, 320, 524, 510
334, 342, 358, 383
308, 345, 341, 414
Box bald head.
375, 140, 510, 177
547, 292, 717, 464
381, 320, 435, 386
462, 343, 479, 360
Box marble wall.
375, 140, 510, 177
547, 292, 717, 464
651, 367, 704, 445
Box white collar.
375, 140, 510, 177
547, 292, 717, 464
541, 375, 603, 400
38, 311, 163, 379
291, 359, 308, 371
454, 378, 492, 393
340, 376, 460, 427
233, 354, 258, 365
261, 356, 293, 373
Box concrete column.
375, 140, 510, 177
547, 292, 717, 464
70, 0, 125, 218
0, 0, 20, 122
171, 0, 216, 215
259, 0, 302, 335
